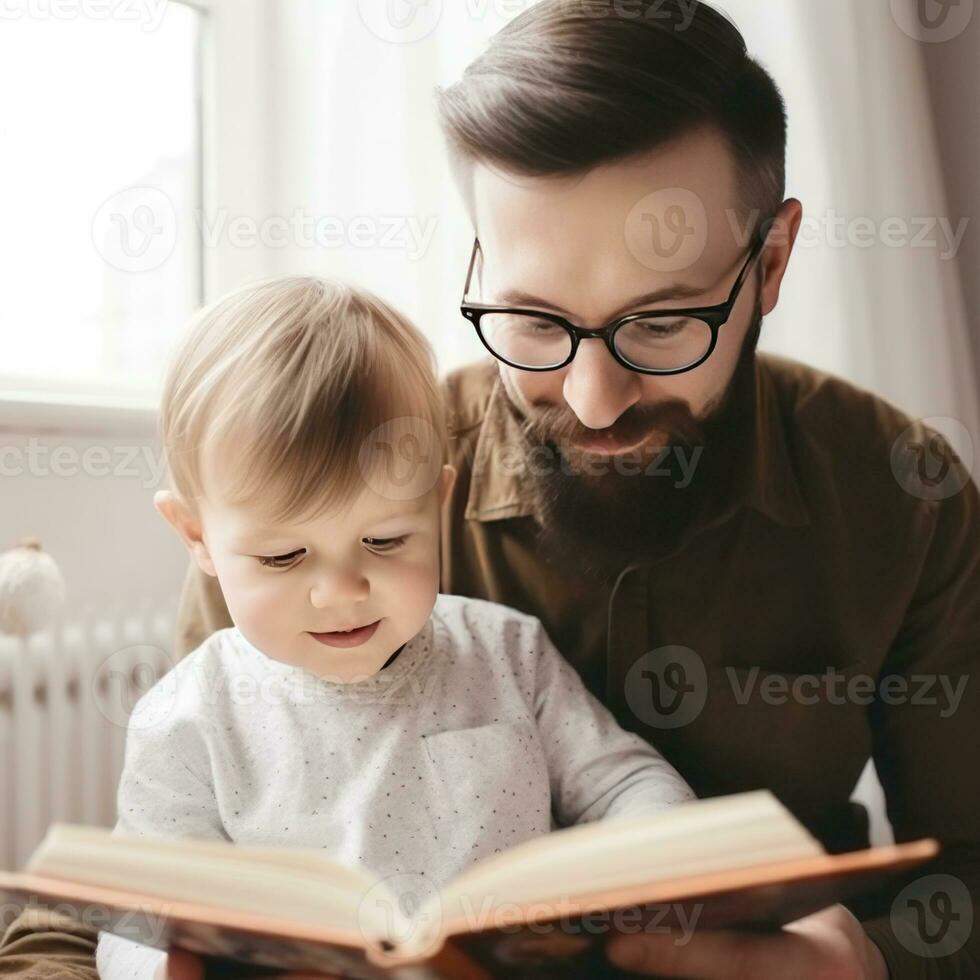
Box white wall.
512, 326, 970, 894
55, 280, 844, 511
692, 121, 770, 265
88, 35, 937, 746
0, 403, 185, 631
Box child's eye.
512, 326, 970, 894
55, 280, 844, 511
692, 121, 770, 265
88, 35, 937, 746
363, 535, 408, 554
257, 548, 306, 568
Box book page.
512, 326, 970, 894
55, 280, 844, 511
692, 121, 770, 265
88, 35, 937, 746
27, 825, 399, 939
422, 791, 823, 944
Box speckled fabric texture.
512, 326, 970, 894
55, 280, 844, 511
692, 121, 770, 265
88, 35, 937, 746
97, 593, 693, 978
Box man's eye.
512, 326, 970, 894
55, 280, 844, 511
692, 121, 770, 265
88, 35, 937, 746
363, 535, 408, 553
518, 317, 562, 335
632, 316, 691, 338
257, 549, 306, 568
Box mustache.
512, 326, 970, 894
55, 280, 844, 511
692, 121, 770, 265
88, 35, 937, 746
511, 397, 707, 453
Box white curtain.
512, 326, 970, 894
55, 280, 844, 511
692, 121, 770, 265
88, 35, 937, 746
205, 0, 504, 372
719, 0, 979, 446
211, 0, 978, 445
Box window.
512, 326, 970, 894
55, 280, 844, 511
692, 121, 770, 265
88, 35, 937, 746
0, 2, 202, 403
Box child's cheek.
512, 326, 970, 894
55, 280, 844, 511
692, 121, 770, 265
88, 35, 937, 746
383, 551, 440, 628
215, 557, 297, 647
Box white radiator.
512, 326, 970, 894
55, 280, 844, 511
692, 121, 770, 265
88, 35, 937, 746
0, 604, 176, 871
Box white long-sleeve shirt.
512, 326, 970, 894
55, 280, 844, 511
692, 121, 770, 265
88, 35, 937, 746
96, 593, 693, 978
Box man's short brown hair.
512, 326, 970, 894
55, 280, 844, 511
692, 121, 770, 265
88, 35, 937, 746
437, 0, 787, 228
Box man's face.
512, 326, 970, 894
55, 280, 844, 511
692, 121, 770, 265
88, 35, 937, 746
472, 126, 791, 446
469, 126, 801, 575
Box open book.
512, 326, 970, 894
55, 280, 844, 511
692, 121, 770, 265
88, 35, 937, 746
1, 791, 936, 979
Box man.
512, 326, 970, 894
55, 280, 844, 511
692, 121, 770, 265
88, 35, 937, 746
3, 2, 977, 978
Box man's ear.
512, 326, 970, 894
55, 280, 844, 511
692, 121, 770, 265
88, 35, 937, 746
759, 197, 803, 317
153, 490, 217, 577
438, 464, 458, 505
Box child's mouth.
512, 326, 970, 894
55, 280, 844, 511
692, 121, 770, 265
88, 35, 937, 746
307, 619, 382, 648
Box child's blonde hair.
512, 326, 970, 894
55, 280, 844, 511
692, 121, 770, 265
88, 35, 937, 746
159, 276, 448, 521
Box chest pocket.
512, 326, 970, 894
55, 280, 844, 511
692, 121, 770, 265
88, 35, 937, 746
421, 719, 552, 867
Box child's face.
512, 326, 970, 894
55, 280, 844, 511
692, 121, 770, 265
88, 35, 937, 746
159, 462, 455, 683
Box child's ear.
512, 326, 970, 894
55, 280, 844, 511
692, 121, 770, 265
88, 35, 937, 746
438, 464, 457, 505
153, 490, 217, 577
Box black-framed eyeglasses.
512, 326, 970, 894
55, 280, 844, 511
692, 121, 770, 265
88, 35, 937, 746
459, 233, 767, 376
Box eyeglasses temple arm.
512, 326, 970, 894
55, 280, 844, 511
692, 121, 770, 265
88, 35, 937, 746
462, 238, 480, 303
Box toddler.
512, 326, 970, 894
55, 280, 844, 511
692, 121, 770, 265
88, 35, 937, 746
96, 276, 694, 978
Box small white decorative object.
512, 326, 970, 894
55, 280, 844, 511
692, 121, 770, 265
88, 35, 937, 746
0, 538, 67, 636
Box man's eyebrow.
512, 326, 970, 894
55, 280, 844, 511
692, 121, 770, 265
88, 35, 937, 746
497, 281, 713, 322
493, 248, 750, 322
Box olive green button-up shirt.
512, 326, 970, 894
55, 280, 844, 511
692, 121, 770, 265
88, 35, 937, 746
2, 353, 977, 978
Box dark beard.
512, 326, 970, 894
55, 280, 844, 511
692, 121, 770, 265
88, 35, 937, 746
502, 310, 763, 583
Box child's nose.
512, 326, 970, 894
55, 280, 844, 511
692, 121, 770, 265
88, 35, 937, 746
309, 566, 370, 608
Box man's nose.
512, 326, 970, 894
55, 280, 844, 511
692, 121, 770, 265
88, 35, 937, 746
309, 566, 370, 608
562, 336, 643, 430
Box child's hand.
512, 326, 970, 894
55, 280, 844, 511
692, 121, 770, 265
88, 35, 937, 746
156, 946, 343, 979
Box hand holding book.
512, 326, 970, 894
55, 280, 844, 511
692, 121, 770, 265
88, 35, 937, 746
605, 903, 890, 979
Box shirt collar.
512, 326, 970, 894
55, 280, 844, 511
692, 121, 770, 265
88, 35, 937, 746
463, 355, 810, 530
463, 373, 538, 522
